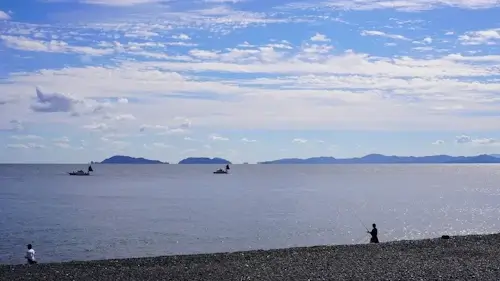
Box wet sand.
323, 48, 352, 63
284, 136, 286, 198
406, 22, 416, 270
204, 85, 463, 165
1, 233, 500, 281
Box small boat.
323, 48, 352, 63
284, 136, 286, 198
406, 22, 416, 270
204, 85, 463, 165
68, 165, 93, 176
213, 169, 228, 174
68, 170, 90, 176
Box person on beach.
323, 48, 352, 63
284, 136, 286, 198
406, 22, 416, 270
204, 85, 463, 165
367, 224, 379, 243
25, 244, 37, 264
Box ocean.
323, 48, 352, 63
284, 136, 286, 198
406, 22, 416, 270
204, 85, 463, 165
1, 164, 499, 264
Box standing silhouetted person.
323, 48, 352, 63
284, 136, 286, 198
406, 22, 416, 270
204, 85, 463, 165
25, 244, 37, 264
368, 223, 379, 243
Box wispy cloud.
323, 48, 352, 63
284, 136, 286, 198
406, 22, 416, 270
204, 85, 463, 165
455, 135, 499, 145
77, 0, 168, 6
459, 28, 500, 45
209, 134, 229, 141
7, 143, 44, 149
361, 30, 409, 40
3, 0, 500, 163
0, 10, 11, 20
0, 36, 114, 56
172, 34, 191, 40
83, 123, 109, 131
310, 32, 330, 42
282, 0, 500, 11
11, 135, 43, 140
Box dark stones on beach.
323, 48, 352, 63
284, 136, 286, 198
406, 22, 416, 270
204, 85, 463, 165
2, 234, 500, 281
441, 235, 450, 239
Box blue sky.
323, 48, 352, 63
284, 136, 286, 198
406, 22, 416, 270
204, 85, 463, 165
1, 0, 500, 163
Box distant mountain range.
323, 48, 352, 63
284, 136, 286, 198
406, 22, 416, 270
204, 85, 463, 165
92, 154, 500, 165
96, 155, 167, 164
94, 156, 232, 164
178, 157, 232, 164
258, 154, 500, 164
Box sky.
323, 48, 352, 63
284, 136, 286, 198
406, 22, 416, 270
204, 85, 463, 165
1, 0, 500, 163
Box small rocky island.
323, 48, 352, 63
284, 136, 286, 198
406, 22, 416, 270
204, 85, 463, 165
96, 155, 168, 164
178, 157, 231, 164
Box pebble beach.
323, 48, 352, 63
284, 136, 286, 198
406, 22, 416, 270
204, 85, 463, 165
1, 233, 500, 281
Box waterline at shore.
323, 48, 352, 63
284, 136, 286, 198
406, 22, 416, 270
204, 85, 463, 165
1, 234, 500, 281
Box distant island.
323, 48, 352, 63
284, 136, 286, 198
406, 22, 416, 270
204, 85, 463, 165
96, 155, 167, 164
90, 154, 500, 165
259, 154, 500, 164
178, 157, 231, 164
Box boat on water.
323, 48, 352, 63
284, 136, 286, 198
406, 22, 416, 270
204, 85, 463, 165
213, 169, 228, 174
68, 165, 93, 176
68, 171, 90, 176
213, 164, 230, 174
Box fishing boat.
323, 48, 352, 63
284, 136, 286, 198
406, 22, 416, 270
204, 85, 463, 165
68, 165, 93, 176
68, 171, 90, 176
213, 169, 228, 174
213, 164, 230, 174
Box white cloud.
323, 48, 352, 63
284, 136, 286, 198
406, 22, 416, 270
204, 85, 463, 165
471, 138, 498, 145
0, 10, 11, 20
172, 34, 191, 40
83, 123, 109, 131
7, 143, 44, 149
423, 37, 433, 44
282, 0, 500, 11
361, 30, 409, 40
432, 140, 444, 145
31, 87, 79, 113
139, 118, 190, 134
78, 0, 167, 6
209, 134, 229, 141
0, 36, 114, 56
9, 120, 23, 131
163, 128, 188, 135
455, 135, 499, 145
105, 114, 136, 121
203, 0, 246, 2
152, 142, 172, 148
29, 87, 106, 116
455, 135, 472, 143
189, 49, 220, 59
310, 33, 330, 42
7, 144, 29, 149
4, 17, 500, 134
118, 98, 129, 104
173, 117, 192, 129
241, 138, 256, 142
11, 135, 43, 140
413, 46, 434, 52
292, 138, 307, 143
459, 28, 500, 45
140, 124, 168, 132
54, 142, 71, 148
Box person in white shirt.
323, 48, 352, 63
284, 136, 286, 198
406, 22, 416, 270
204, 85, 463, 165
25, 244, 37, 264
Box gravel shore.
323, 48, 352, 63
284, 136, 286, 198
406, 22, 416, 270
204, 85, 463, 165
2, 233, 500, 281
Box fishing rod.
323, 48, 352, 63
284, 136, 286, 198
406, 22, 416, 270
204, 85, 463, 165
352, 210, 369, 232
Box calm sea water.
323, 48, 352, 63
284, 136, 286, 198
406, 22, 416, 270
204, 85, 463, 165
1, 164, 500, 264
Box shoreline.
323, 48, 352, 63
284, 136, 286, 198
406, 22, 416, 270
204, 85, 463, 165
2, 233, 500, 280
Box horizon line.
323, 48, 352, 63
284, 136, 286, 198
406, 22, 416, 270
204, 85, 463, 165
1, 153, 499, 165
